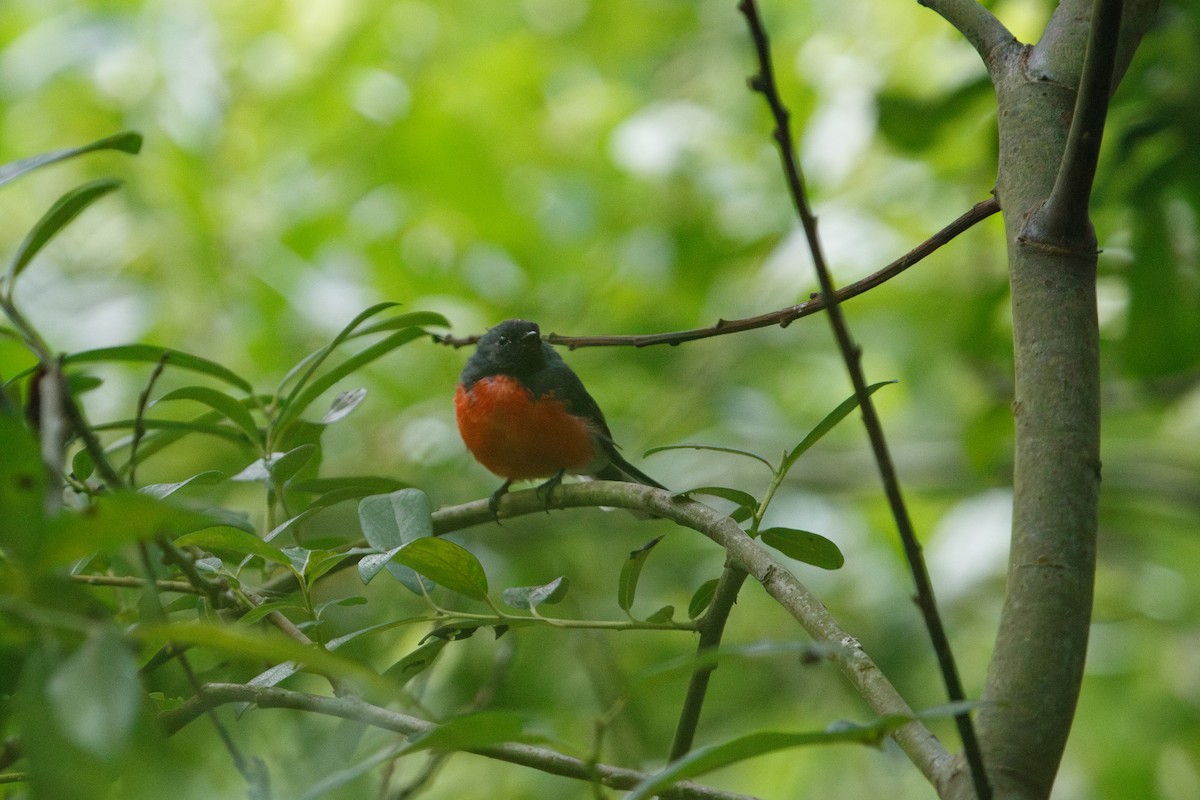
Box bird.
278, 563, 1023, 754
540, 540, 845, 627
454, 319, 665, 513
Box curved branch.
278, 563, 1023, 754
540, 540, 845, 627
161, 683, 758, 800
918, 0, 1016, 65
436, 481, 954, 787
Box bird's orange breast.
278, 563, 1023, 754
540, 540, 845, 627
455, 376, 601, 480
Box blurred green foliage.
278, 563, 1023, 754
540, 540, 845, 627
1, 0, 1198, 798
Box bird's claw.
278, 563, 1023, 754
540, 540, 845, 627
535, 470, 565, 513
488, 479, 512, 522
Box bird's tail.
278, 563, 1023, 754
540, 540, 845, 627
595, 451, 666, 490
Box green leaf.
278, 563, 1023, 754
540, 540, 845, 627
382, 638, 448, 686
270, 444, 318, 484
501, 576, 570, 610
275, 302, 401, 397
358, 489, 434, 590
306, 548, 367, 582
687, 578, 720, 619
274, 327, 426, 435
7, 179, 123, 288
292, 479, 411, 510
402, 710, 529, 753
315, 596, 368, 616
347, 310, 451, 339
618, 536, 662, 614
46, 626, 142, 759
322, 388, 367, 423
232, 445, 317, 485
263, 508, 321, 543
239, 599, 309, 626
760, 527, 844, 570
358, 486, 429, 547
94, 417, 246, 441
71, 447, 95, 481
682, 486, 759, 513
59, 345, 252, 393
646, 605, 675, 623
392, 538, 489, 600
782, 381, 895, 472
626, 716, 912, 800
139, 470, 225, 500
0, 131, 142, 189
175, 528, 292, 566
41, 493, 223, 567
135, 621, 388, 693
290, 476, 409, 496
155, 386, 260, 442
0, 415, 47, 563
644, 442, 774, 471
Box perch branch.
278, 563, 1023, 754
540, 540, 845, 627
435, 197, 999, 350
434, 481, 953, 784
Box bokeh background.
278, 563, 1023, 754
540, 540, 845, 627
1, 0, 1197, 798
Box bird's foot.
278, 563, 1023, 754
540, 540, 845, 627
535, 470, 565, 513
488, 479, 513, 521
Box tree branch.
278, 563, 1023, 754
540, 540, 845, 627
162, 683, 760, 800
435, 481, 954, 786
435, 198, 999, 350
668, 564, 749, 760
918, 0, 1016, 66
1024, 0, 1124, 248
734, 2, 988, 796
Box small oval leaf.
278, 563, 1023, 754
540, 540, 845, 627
175, 527, 292, 566
760, 527, 844, 570
392, 538, 488, 600
501, 577, 570, 610
323, 388, 367, 424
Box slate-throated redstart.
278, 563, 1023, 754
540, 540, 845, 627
455, 319, 665, 511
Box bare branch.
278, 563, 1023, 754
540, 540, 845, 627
668, 565, 749, 760
918, 0, 1016, 66
434, 480, 954, 785
436, 197, 1000, 351
163, 683, 760, 800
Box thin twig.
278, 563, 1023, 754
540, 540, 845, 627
135, 542, 269, 798
129, 352, 170, 488
668, 565, 750, 760
71, 573, 201, 594
735, 2, 990, 798
436, 198, 999, 350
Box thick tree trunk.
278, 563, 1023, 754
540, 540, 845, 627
933, 1, 1160, 797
